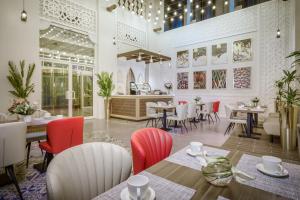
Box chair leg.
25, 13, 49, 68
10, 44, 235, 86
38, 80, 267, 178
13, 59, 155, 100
224, 123, 232, 135
146, 119, 150, 127
189, 121, 193, 131
6, 165, 23, 200
38, 140, 43, 155
183, 120, 188, 132
26, 142, 31, 168
42, 152, 53, 172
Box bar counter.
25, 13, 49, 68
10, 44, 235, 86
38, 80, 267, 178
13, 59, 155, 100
110, 95, 174, 121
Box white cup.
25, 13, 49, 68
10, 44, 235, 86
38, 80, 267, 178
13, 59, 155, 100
262, 156, 283, 173
127, 175, 149, 200
190, 142, 203, 154
44, 112, 51, 118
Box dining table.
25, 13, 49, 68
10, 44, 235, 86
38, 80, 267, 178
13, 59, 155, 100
231, 106, 266, 139
151, 104, 176, 131
95, 145, 300, 200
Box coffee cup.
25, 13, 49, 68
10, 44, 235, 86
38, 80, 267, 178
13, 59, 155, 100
127, 175, 149, 200
190, 142, 203, 154
44, 112, 51, 118
262, 156, 283, 173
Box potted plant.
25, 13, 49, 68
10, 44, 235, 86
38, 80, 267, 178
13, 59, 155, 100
8, 99, 36, 122
194, 96, 201, 104
274, 79, 284, 112
6, 60, 35, 99
164, 82, 173, 95
278, 51, 300, 151
96, 72, 115, 120
251, 97, 260, 107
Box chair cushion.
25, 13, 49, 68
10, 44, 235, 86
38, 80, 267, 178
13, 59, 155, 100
263, 117, 280, 136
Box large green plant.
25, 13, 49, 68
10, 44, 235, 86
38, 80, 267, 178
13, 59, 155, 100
96, 72, 115, 99
6, 60, 35, 99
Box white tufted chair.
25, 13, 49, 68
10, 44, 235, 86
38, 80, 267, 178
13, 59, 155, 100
46, 142, 132, 200
0, 122, 27, 200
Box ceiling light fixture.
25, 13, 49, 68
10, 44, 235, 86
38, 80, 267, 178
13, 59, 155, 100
21, 0, 27, 22
276, 0, 281, 38
224, 1, 228, 5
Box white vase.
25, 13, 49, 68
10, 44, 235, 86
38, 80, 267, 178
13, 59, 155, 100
18, 115, 32, 122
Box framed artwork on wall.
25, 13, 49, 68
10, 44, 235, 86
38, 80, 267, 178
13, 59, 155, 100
176, 50, 189, 68
212, 69, 227, 89
233, 67, 251, 89
211, 43, 228, 65
177, 72, 189, 89
193, 71, 206, 89
233, 39, 252, 62
192, 47, 207, 66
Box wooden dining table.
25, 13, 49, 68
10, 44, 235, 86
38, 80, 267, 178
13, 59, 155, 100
95, 145, 298, 200
231, 107, 266, 139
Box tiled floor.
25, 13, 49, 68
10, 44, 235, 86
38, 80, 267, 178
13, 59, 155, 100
84, 118, 231, 152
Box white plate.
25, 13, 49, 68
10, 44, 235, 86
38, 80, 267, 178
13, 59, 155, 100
256, 163, 289, 178
120, 187, 155, 200
186, 148, 207, 157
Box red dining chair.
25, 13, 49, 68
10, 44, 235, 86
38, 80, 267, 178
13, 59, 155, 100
39, 117, 84, 171
131, 128, 173, 174
213, 101, 220, 121
178, 100, 188, 105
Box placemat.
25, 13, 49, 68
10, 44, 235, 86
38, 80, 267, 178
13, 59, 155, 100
236, 154, 300, 200
94, 171, 195, 200
165, 146, 230, 171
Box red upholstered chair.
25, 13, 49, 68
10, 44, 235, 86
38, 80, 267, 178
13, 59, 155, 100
213, 101, 220, 121
39, 117, 84, 171
131, 128, 173, 174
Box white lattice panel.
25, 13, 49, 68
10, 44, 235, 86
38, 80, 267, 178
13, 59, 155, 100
117, 22, 147, 48
40, 0, 96, 33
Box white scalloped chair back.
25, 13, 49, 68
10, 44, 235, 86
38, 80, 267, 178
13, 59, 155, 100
46, 142, 132, 200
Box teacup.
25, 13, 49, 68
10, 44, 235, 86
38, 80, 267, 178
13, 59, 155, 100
262, 156, 283, 173
190, 142, 203, 154
127, 175, 149, 200
44, 112, 51, 118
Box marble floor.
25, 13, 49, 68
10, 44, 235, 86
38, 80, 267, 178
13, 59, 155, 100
84, 117, 231, 152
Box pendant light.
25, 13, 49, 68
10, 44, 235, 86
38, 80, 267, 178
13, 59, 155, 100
21, 0, 27, 22
276, 0, 280, 38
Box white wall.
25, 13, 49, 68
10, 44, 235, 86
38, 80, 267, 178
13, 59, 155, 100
0, 0, 40, 113
148, 0, 295, 116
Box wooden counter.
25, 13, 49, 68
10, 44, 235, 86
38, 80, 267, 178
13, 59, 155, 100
110, 95, 174, 121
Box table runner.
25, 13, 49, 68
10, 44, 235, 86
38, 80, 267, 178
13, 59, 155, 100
165, 146, 229, 171
94, 171, 195, 200
236, 154, 300, 200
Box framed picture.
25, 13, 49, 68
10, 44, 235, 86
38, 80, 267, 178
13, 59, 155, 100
177, 72, 189, 89
192, 47, 207, 66
233, 67, 251, 89
233, 39, 252, 62
211, 43, 228, 65
212, 69, 227, 89
193, 71, 206, 89
176, 50, 189, 68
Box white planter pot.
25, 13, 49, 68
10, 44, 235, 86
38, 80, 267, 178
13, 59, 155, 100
19, 115, 32, 122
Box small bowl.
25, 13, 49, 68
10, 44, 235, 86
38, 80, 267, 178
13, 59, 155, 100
202, 157, 233, 187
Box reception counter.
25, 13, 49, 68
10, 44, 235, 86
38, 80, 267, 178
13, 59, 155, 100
110, 95, 174, 121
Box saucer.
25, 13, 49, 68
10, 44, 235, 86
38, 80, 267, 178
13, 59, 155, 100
120, 187, 155, 200
186, 148, 206, 157
256, 163, 289, 178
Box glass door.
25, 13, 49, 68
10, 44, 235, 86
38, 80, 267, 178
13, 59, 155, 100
42, 62, 93, 117
71, 65, 93, 117
42, 61, 69, 116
